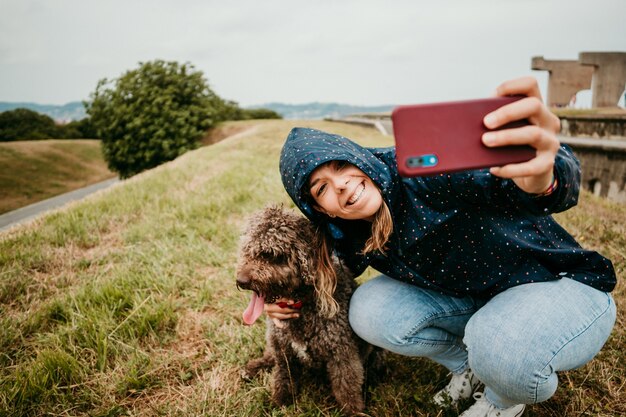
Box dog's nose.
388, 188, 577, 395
236, 274, 250, 288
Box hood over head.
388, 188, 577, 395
279, 127, 395, 237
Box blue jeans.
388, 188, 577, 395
349, 275, 616, 408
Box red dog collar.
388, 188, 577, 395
277, 300, 303, 309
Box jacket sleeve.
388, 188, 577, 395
421, 144, 581, 216
511, 144, 581, 215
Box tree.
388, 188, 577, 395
241, 108, 282, 120
85, 60, 224, 178
0, 108, 62, 141
65, 118, 98, 139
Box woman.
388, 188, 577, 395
270, 77, 616, 417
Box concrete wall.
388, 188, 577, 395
559, 115, 626, 138
579, 52, 626, 108
562, 139, 626, 203
532, 52, 626, 108
531, 57, 593, 107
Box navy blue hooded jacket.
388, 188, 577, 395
279, 127, 616, 298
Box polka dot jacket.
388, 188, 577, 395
279, 127, 616, 298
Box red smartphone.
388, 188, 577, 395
392, 96, 535, 177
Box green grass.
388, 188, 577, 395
0, 139, 116, 214
0, 119, 624, 416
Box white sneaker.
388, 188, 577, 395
459, 393, 525, 417
433, 368, 481, 406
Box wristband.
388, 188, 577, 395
533, 176, 558, 198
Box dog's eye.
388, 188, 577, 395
259, 252, 288, 264
274, 254, 287, 264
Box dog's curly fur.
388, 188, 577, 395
236, 205, 382, 416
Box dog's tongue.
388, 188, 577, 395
243, 293, 265, 325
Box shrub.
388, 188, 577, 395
0, 108, 62, 141
240, 107, 282, 120
65, 118, 98, 139
85, 60, 224, 178
0, 109, 100, 141
211, 102, 283, 121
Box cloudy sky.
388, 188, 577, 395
1, 0, 624, 107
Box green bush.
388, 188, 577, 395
0, 108, 63, 141
85, 60, 225, 178
208, 101, 283, 121
217, 99, 245, 121
65, 118, 98, 139
0, 109, 98, 141
240, 107, 282, 120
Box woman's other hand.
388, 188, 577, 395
482, 76, 561, 194
265, 298, 300, 328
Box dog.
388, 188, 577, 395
236, 205, 382, 416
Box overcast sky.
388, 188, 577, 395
1, 0, 625, 107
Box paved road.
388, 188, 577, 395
0, 177, 119, 233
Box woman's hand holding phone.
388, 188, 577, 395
483, 77, 561, 195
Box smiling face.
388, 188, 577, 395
308, 161, 383, 221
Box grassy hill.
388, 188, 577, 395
0, 120, 623, 416
0, 139, 116, 214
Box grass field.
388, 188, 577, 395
0, 120, 624, 416
0, 139, 116, 214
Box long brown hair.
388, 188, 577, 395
311, 227, 340, 318
311, 201, 393, 317
361, 200, 393, 255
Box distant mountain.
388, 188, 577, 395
0, 101, 395, 122
247, 102, 394, 120
0, 101, 86, 122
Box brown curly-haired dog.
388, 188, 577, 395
236, 205, 382, 416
